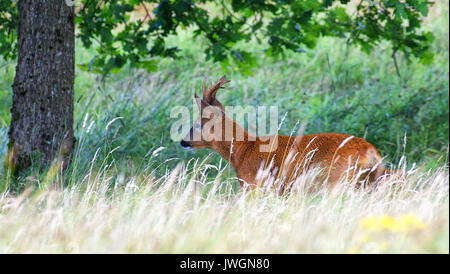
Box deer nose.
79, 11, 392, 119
180, 140, 192, 148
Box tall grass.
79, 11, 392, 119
0, 155, 447, 253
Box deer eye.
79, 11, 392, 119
194, 122, 201, 130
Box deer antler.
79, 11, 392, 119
202, 75, 230, 101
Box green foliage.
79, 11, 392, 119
0, 0, 435, 75
0, 0, 17, 60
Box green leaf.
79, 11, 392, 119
137, 60, 158, 72
420, 51, 434, 65
416, 2, 429, 17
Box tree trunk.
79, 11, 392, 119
7, 0, 75, 179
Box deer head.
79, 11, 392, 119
180, 75, 231, 149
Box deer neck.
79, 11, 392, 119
210, 114, 255, 169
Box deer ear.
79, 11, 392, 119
194, 93, 201, 109
194, 92, 210, 111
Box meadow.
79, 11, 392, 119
0, 1, 448, 253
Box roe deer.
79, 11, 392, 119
180, 76, 398, 191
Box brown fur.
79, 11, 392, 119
181, 76, 394, 190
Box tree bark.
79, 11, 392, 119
7, 0, 75, 177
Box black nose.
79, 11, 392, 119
180, 140, 191, 147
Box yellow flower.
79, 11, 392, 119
395, 214, 427, 232
360, 214, 427, 233
380, 215, 396, 230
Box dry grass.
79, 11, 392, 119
0, 157, 447, 253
